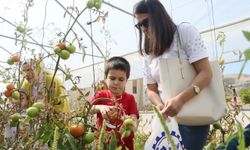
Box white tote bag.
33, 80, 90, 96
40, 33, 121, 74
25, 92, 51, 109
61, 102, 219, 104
144, 116, 185, 150
159, 26, 227, 125
159, 58, 227, 125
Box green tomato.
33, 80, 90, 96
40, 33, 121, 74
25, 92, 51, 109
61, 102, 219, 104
26, 106, 39, 118
10, 120, 18, 127
11, 113, 21, 122
86, 0, 95, 9
66, 44, 76, 54
121, 129, 131, 138
54, 47, 61, 54
32, 102, 45, 110
94, 1, 102, 10
16, 25, 26, 33
7, 58, 14, 65
83, 131, 95, 144
59, 50, 70, 60
11, 91, 20, 100
124, 118, 134, 129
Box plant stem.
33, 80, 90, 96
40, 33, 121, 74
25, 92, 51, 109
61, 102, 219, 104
153, 105, 176, 150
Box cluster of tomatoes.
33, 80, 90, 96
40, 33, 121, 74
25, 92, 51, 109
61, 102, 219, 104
3, 83, 20, 100
26, 102, 45, 118
69, 123, 95, 144
106, 108, 136, 139
9, 102, 45, 127
7, 54, 21, 65
54, 42, 76, 60
86, 0, 102, 10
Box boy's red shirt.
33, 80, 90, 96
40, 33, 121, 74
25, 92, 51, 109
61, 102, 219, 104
89, 90, 139, 150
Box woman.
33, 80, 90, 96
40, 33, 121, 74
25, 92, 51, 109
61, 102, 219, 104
133, 0, 212, 149
21, 59, 70, 113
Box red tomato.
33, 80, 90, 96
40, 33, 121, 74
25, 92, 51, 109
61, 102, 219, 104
6, 83, 15, 91
11, 54, 21, 62
69, 124, 85, 138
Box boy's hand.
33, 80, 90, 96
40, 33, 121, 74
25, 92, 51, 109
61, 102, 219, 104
99, 105, 115, 120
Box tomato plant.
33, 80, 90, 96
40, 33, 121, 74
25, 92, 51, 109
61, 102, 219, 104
3, 90, 12, 97
6, 83, 15, 91
7, 58, 14, 65
54, 47, 61, 54
66, 44, 76, 54
26, 106, 39, 117
86, 0, 95, 9
32, 102, 45, 110
10, 113, 21, 122
69, 124, 85, 138
11, 91, 20, 100
11, 54, 21, 62
59, 50, 70, 60
56, 42, 66, 50
94, 1, 102, 10
82, 131, 95, 144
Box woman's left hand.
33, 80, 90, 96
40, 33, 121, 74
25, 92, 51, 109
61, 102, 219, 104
161, 97, 184, 117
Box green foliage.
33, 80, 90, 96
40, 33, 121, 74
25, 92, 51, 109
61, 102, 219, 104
109, 134, 118, 150
244, 48, 250, 60
236, 121, 245, 150
134, 132, 150, 150
65, 133, 77, 150
242, 30, 250, 41
51, 127, 60, 150
98, 120, 106, 150
153, 105, 176, 150
239, 31, 250, 79
238, 87, 250, 104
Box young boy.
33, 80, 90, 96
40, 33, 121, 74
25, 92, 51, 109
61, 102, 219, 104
89, 56, 139, 150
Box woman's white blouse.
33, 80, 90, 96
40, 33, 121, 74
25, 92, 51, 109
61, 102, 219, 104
143, 23, 208, 94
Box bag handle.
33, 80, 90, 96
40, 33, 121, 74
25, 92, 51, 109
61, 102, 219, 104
176, 23, 185, 79
176, 26, 182, 60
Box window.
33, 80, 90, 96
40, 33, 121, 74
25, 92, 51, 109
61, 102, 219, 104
132, 80, 137, 94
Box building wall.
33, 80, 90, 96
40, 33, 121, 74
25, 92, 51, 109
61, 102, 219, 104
126, 78, 144, 110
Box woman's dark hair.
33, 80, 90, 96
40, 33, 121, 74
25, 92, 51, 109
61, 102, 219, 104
134, 0, 177, 56
104, 56, 130, 79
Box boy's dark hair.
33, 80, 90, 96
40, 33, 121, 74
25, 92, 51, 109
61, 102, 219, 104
104, 57, 130, 79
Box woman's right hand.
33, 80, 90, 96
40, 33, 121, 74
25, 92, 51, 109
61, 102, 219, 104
161, 96, 184, 117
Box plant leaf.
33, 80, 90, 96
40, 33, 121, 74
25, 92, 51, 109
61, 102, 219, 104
65, 74, 72, 81
0, 98, 4, 104
70, 86, 77, 91
236, 121, 245, 150
238, 60, 247, 79
109, 134, 118, 150
84, 91, 90, 97
65, 132, 77, 150
42, 129, 53, 144
242, 31, 250, 41
244, 48, 250, 60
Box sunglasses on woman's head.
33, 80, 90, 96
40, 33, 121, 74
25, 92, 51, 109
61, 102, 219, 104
135, 18, 149, 30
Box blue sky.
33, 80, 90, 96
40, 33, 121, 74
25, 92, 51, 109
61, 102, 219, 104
224, 61, 249, 75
